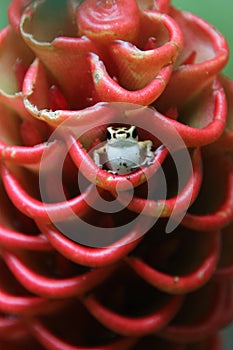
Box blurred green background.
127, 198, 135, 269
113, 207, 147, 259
173, 0, 233, 78
0, 0, 232, 349
0, 1, 10, 27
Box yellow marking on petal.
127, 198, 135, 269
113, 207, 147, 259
2, 147, 7, 157
198, 270, 205, 280
170, 41, 181, 53
140, 173, 146, 183
218, 211, 227, 217
1, 147, 16, 159
94, 69, 104, 84
11, 150, 16, 158
161, 203, 171, 216
106, 175, 115, 182
95, 176, 104, 187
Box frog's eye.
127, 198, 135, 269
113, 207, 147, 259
106, 129, 112, 140
132, 127, 138, 139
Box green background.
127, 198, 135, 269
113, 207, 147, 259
0, 0, 232, 349
173, 0, 233, 78
0, 1, 11, 27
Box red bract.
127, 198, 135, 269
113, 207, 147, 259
0, 0, 232, 349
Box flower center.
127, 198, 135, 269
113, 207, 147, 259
97, 0, 116, 9
77, 0, 140, 44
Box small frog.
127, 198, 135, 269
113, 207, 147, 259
93, 125, 154, 174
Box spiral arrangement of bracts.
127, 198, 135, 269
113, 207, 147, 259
0, 0, 233, 349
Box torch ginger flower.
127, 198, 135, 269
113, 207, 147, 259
0, 0, 232, 349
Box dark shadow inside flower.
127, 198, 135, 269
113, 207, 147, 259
129, 223, 216, 277
215, 222, 233, 274
140, 335, 223, 350
133, 335, 189, 350
0, 338, 44, 350
186, 336, 222, 350
177, 84, 216, 129
209, 76, 233, 152
82, 265, 183, 335
88, 263, 173, 318
221, 76, 233, 132
32, 300, 120, 347
81, 202, 140, 228
98, 265, 160, 317
159, 281, 225, 343
9, 249, 90, 280
188, 155, 227, 216
138, 11, 170, 50
154, 150, 185, 199
0, 257, 34, 298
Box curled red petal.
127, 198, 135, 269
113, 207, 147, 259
23, 58, 112, 127
154, 80, 227, 148
0, 257, 65, 316
38, 221, 143, 268
182, 156, 233, 231
2, 249, 114, 299
210, 76, 233, 151
20, 1, 101, 108
8, 0, 31, 34
83, 292, 183, 336
0, 163, 94, 223
156, 9, 229, 110
89, 53, 173, 105
109, 11, 183, 90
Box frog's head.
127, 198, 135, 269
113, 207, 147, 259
106, 125, 138, 142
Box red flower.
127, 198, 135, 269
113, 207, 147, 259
0, 0, 232, 349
